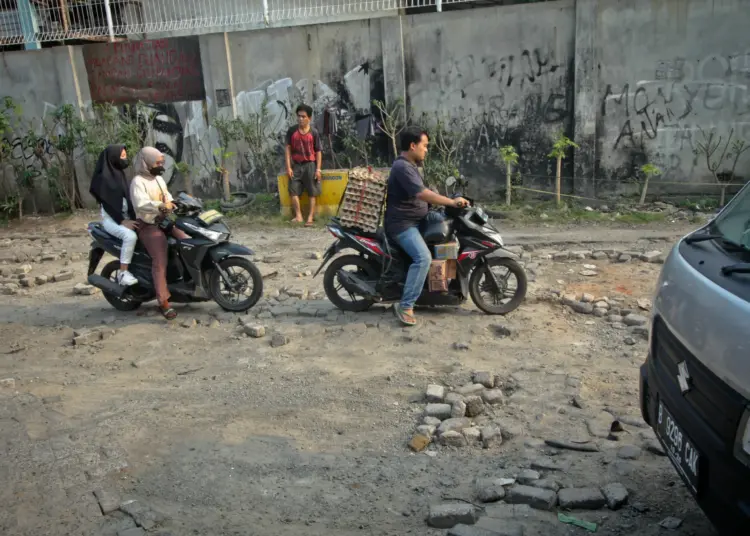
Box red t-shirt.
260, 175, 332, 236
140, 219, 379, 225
286, 127, 322, 163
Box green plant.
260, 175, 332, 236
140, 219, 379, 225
418, 114, 465, 194
548, 131, 578, 206
236, 99, 281, 193
499, 145, 519, 206
693, 127, 750, 206
211, 116, 242, 201
639, 163, 662, 205
373, 98, 407, 159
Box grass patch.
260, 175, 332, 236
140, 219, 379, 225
486, 201, 670, 225
615, 211, 667, 224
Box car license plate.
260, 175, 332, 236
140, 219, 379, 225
657, 400, 700, 494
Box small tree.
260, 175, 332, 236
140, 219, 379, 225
499, 145, 519, 206
692, 127, 750, 207
638, 163, 662, 205
548, 132, 578, 206
211, 117, 242, 201
373, 98, 407, 159
236, 99, 281, 193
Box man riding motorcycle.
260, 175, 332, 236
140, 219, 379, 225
385, 125, 469, 326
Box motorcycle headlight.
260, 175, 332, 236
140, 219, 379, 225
197, 228, 228, 242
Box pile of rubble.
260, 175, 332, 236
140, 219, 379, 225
408, 372, 512, 452
0, 263, 80, 295
548, 249, 666, 264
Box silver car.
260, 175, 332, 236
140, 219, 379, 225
640, 183, 750, 535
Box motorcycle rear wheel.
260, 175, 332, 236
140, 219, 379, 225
100, 261, 143, 311
209, 257, 263, 312
323, 254, 377, 312
469, 257, 527, 315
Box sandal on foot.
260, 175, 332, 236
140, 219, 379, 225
304, 221, 314, 227
393, 304, 416, 326
160, 306, 177, 320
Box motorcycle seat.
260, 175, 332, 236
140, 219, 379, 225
88, 222, 148, 253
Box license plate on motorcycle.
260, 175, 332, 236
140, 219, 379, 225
656, 400, 700, 494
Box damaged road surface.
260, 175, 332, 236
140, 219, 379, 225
0, 216, 717, 535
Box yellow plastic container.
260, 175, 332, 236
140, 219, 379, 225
278, 169, 349, 218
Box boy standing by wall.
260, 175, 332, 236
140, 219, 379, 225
285, 104, 323, 226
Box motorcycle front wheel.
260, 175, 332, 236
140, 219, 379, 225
469, 257, 527, 315
209, 257, 263, 312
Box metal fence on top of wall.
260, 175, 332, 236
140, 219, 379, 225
0, 0, 479, 45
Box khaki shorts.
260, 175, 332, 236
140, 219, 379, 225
289, 161, 321, 197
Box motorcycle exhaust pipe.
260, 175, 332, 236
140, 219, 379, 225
87, 274, 127, 298
337, 270, 376, 298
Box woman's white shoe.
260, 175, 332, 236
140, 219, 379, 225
117, 271, 138, 287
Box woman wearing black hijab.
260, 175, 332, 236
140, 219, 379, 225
89, 144, 140, 287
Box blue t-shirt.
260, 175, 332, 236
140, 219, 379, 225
384, 156, 428, 236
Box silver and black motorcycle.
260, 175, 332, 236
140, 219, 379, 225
86, 192, 263, 312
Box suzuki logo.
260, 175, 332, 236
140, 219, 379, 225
676, 361, 691, 394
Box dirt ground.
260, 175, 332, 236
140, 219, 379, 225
0, 213, 719, 536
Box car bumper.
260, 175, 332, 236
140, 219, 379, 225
641, 357, 750, 535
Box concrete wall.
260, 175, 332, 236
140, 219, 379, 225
404, 1, 576, 196
3, 0, 750, 210
595, 0, 750, 194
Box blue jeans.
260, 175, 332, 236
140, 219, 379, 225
393, 226, 432, 310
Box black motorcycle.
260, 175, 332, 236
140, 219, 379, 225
86, 192, 263, 312
314, 195, 527, 315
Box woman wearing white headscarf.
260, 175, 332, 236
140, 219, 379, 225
130, 147, 189, 320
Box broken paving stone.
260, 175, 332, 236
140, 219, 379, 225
0, 378, 15, 389
425, 403, 453, 420
558, 487, 606, 510
94, 489, 121, 515
624, 337, 637, 345
438, 417, 471, 435
593, 307, 608, 317
463, 427, 482, 443
506, 485, 557, 511
451, 401, 467, 418
180, 318, 197, 328
416, 424, 436, 437
602, 482, 629, 510
637, 298, 652, 310
472, 371, 494, 388
456, 383, 486, 396
465, 396, 485, 417
74, 283, 99, 295
408, 433, 431, 452
475, 478, 508, 503
13, 264, 32, 275
34, 275, 48, 285
427, 503, 479, 529
531, 478, 560, 492
517, 469, 540, 485
441, 430, 468, 447
608, 314, 624, 324
425, 384, 446, 402
481, 389, 504, 405
641, 251, 664, 263
618, 254, 632, 263
623, 314, 648, 326
423, 416, 442, 426
617, 445, 642, 460
567, 301, 594, 314
244, 325, 266, 338
53, 271, 75, 282
530, 458, 571, 472
481, 426, 503, 448
445, 392, 465, 405
580, 270, 598, 277
629, 325, 650, 340
659, 517, 683, 530
270, 333, 289, 347
19, 277, 34, 288
448, 525, 507, 536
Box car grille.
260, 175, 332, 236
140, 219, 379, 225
652, 316, 745, 444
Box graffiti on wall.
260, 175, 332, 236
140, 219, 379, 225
407, 45, 573, 187
601, 52, 750, 183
